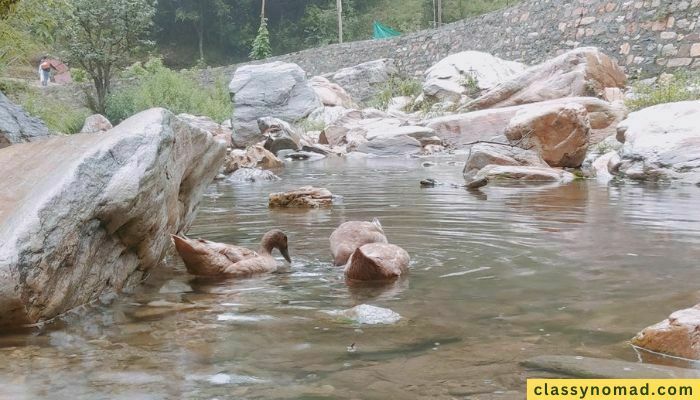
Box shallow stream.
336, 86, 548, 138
1, 156, 699, 399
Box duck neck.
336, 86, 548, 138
259, 241, 274, 255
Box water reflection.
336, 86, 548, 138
1, 156, 700, 399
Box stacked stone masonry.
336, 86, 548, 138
211, 0, 700, 78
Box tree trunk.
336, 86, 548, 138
261, 0, 265, 19
432, 0, 436, 29
337, 0, 343, 44
437, 0, 442, 26
197, 25, 204, 61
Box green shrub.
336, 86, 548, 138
369, 76, 422, 110
626, 72, 700, 111
106, 57, 230, 124
70, 67, 88, 83
20, 90, 90, 134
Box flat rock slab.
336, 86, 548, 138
523, 355, 700, 379
0, 108, 225, 329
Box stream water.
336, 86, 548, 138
1, 156, 700, 400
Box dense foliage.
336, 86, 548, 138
57, 0, 156, 113
105, 58, 230, 124
250, 18, 272, 60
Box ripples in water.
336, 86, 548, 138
1, 156, 700, 399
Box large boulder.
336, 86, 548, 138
423, 51, 526, 102
309, 76, 354, 108
632, 305, 700, 360
424, 97, 625, 148
0, 91, 52, 148
466, 48, 626, 110
79, 114, 113, 134
615, 101, 700, 183
504, 102, 591, 168
463, 143, 547, 180
229, 62, 321, 148
331, 59, 398, 104
0, 108, 226, 329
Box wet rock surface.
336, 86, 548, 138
0, 108, 226, 328
632, 304, 700, 360
269, 186, 334, 208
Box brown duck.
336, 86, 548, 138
171, 229, 291, 277
329, 219, 388, 266
344, 242, 410, 281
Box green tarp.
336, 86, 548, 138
373, 21, 400, 39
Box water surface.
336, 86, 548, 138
1, 156, 700, 399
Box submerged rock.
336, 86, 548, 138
229, 167, 280, 182
616, 101, 700, 183
269, 186, 334, 208
523, 355, 700, 378
223, 145, 283, 174
466, 47, 626, 110
324, 304, 401, 325
632, 304, 700, 360
0, 108, 226, 329
229, 62, 321, 147
0, 91, 52, 147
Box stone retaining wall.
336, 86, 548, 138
208, 0, 699, 80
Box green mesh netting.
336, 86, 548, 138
373, 21, 400, 39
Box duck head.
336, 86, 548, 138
260, 229, 291, 263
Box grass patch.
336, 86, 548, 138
368, 76, 422, 110
625, 72, 700, 111
106, 57, 230, 124
1, 78, 90, 134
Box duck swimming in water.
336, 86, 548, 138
171, 229, 291, 277
329, 219, 388, 266
329, 219, 410, 281
344, 242, 410, 281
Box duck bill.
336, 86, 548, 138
281, 247, 291, 263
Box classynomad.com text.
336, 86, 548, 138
527, 379, 698, 400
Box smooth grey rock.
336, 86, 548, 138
463, 143, 547, 180
332, 59, 398, 104
471, 165, 575, 184
356, 135, 422, 156
229, 62, 321, 147
0, 108, 226, 329
423, 51, 525, 102
0, 91, 52, 148
616, 101, 700, 182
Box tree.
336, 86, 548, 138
250, 17, 272, 60
174, 0, 230, 63
58, 0, 156, 114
